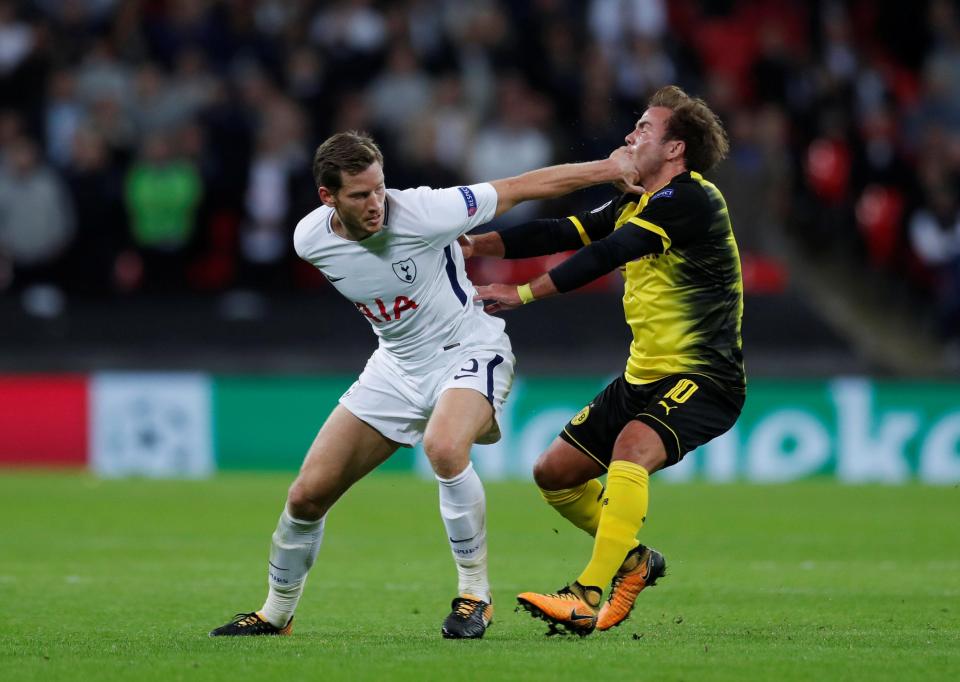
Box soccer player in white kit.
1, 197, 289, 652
210, 131, 638, 639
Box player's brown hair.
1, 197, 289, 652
312, 131, 384, 191
648, 86, 729, 173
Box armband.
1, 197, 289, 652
517, 283, 535, 304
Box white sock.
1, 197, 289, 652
260, 508, 325, 627
436, 461, 490, 602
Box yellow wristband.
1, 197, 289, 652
517, 283, 535, 304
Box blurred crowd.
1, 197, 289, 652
0, 0, 958, 337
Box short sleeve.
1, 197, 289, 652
398, 183, 499, 249
630, 183, 711, 251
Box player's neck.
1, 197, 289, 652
331, 211, 369, 242
642, 163, 686, 196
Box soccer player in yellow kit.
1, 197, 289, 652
470, 86, 745, 635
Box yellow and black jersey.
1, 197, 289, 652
499, 171, 744, 390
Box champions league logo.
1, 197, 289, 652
457, 186, 478, 216
392, 258, 417, 283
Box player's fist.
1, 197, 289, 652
474, 283, 521, 314
609, 146, 645, 195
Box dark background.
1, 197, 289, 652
1, 0, 958, 376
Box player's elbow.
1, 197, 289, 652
494, 194, 519, 217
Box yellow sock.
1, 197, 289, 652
576, 461, 649, 590
539, 480, 604, 536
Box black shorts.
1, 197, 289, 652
559, 373, 745, 468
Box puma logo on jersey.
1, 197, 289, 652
658, 400, 676, 415
354, 296, 419, 323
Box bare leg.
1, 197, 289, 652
530, 437, 608, 537
423, 388, 495, 597
260, 406, 399, 626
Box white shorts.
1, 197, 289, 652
339, 338, 515, 447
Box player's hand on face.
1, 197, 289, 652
609, 145, 645, 195
457, 233, 474, 258
474, 283, 522, 314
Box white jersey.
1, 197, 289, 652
293, 183, 504, 369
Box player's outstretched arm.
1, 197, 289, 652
459, 217, 585, 260
489, 146, 641, 217
458, 231, 503, 259
474, 220, 663, 313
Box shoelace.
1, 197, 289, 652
607, 573, 625, 601
232, 613, 263, 627
453, 599, 480, 618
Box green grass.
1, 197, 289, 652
1, 472, 958, 681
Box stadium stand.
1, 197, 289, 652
0, 0, 957, 374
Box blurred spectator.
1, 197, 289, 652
924, 0, 960, 110
128, 52, 213, 138
0, 136, 75, 287
241, 96, 308, 287
123, 131, 202, 290
62, 126, 127, 294
44, 69, 83, 168
466, 75, 553, 224
366, 44, 432, 136
535, 21, 582, 129
588, 0, 667, 55
310, 0, 387, 88
0, 0, 954, 344
909, 181, 960, 337
285, 45, 326, 119
0, 1, 33, 79
713, 106, 792, 257
442, 2, 506, 116
413, 74, 476, 174
0, 0, 46, 128
613, 36, 676, 101
75, 36, 131, 106
310, 0, 386, 55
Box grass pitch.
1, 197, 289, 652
1, 472, 958, 681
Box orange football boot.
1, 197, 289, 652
516, 583, 601, 636
596, 545, 666, 631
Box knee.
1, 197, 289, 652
286, 477, 329, 521
533, 454, 576, 490
422, 434, 469, 479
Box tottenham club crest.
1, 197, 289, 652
392, 258, 417, 283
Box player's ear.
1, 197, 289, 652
668, 139, 685, 162
318, 186, 336, 207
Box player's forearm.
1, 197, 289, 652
514, 272, 561, 305
467, 230, 505, 258
547, 244, 611, 293
490, 158, 622, 217
499, 218, 584, 258
528, 272, 560, 300
547, 225, 662, 292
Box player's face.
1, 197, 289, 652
624, 107, 680, 181
325, 162, 386, 238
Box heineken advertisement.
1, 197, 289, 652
1, 373, 957, 483
213, 375, 960, 484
